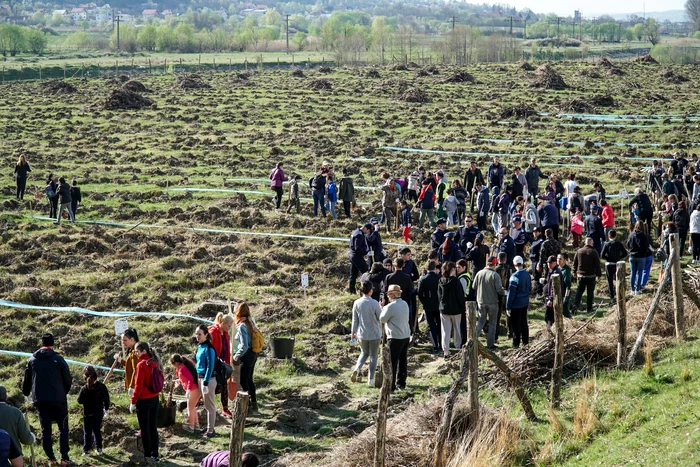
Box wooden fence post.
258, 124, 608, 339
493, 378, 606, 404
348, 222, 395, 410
627, 251, 674, 368
164, 59, 167, 73
374, 345, 392, 467
198, 54, 201, 72
432, 340, 473, 467
39, 65, 42, 80
228, 392, 249, 467
467, 302, 479, 425
669, 233, 685, 340
131, 58, 134, 74
179, 58, 182, 73
615, 261, 627, 368
551, 273, 564, 408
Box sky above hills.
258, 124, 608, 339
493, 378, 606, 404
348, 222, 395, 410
504, 0, 686, 16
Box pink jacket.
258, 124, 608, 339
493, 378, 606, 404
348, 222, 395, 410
269, 167, 288, 188
601, 205, 615, 228
571, 215, 584, 235
176, 364, 198, 392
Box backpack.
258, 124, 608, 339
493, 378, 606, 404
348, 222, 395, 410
214, 356, 233, 386
312, 174, 325, 190
45, 184, 56, 199
148, 361, 164, 393
247, 319, 264, 354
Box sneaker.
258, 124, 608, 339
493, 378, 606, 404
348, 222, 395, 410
96, 450, 103, 456
182, 424, 195, 433
350, 370, 358, 383
82, 452, 90, 457
368, 378, 375, 387
135, 429, 141, 437
202, 431, 216, 439
222, 410, 232, 418
50, 461, 58, 466
53, 222, 60, 226
60, 460, 70, 467
443, 353, 450, 360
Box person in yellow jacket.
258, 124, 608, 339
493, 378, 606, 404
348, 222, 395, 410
113, 328, 139, 395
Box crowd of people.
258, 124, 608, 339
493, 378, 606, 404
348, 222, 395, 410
2, 301, 263, 466
345, 154, 700, 390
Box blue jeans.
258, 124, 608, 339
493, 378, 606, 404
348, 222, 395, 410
629, 257, 646, 292
642, 255, 653, 287
325, 200, 337, 218
312, 189, 326, 217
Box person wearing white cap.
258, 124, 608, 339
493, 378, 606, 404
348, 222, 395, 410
379, 284, 411, 392
505, 256, 532, 348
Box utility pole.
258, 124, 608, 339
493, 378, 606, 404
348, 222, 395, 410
524, 19, 527, 39
116, 14, 121, 51
452, 15, 456, 31
509, 16, 513, 35
285, 14, 289, 54
557, 16, 560, 37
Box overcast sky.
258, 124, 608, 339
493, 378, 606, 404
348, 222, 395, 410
502, 0, 686, 16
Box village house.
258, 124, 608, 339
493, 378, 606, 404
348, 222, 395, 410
142, 9, 159, 20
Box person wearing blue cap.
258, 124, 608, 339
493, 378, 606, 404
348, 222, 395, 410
431, 218, 447, 250
349, 224, 371, 294
510, 217, 527, 258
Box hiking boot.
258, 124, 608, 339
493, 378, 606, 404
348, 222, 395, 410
350, 370, 358, 383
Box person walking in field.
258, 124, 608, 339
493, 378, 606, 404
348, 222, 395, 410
54, 177, 74, 226
418, 261, 442, 355
194, 325, 218, 438
77, 366, 110, 456
438, 261, 465, 359
417, 179, 436, 229
208, 313, 234, 418
22, 333, 72, 467
1, 429, 23, 467
309, 169, 327, 217
525, 158, 548, 198
325, 174, 338, 219
46, 174, 59, 220
380, 284, 411, 392
269, 162, 288, 211
13, 155, 31, 201
70, 179, 82, 219
473, 257, 506, 349
339, 168, 355, 218
350, 281, 382, 386
573, 237, 602, 314
505, 256, 531, 348
601, 230, 628, 300
349, 224, 371, 294
380, 177, 400, 231
543, 255, 563, 332
170, 354, 201, 433
130, 342, 162, 462
691, 203, 700, 264
286, 175, 302, 214
233, 302, 261, 416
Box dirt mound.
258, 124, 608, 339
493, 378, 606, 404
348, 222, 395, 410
589, 94, 615, 107
103, 89, 154, 110
118, 74, 130, 82
500, 103, 537, 119
309, 78, 332, 91
366, 69, 380, 78
174, 74, 211, 89
531, 64, 568, 90
398, 87, 430, 103
317, 66, 332, 74
578, 68, 601, 79
634, 54, 658, 64
595, 57, 615, 68
441, 70, 475, 84
389, 63, 408, 71
121, 79, 147, 93
559, 97, 592, 113
519, 61, 535, 71
291, 68, 304, 78
40, 80, 77, 94
658, 69, 689, 83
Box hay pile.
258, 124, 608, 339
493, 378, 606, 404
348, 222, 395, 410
486, 269, 700, 388
40, 80, 77, 94
309, 78, 332, 91
634, 54, 658, 64
103, 89, 153, 110
399, 87, 430, 103
500, 103, 537, 119
519, 61, 535, 71
174, 74, 211, 89
291, 68, 305, 78
658, 69, 689, 83
578, 68, 601, 79
560, 95, 615, 112
441, 70, 475, 84
121, 80, 147, 93
531, 64, 568, 90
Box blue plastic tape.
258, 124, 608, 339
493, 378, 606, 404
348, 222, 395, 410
0, 350, 125, 373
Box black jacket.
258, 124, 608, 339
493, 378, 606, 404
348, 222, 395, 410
362, 269, 390, 301
14, 163, 31, 179
584, 214, 605, 240
673, 209, 690, 231
431, 228, 447, 249
77, 382, 110, 415
70, 186, 82, 205
466, 244, 489, 276
58, 183, 72, 204
23, 348, 72, 404
309, 173, 326, 191
601, 240, 628, 263
438, 276, 466, 315
402, 260, 420, 282
349, 228, 369, 258
417, 271, 440, 312
366, 230, 383, 257
456, 225, 480, 253
626, 230, 650, 258
463, 168, 484, 192
383, 270, 414, 305
629, 192, 653, 213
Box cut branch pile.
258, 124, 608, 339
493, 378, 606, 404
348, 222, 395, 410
441, 70, 475, 84
658, 69, 689, 83
174, 74, 211, 89
309, 78, 332, 91
399, 87, 430, 103
121, 80, 148, 93
389, 63, 408, 71
500, 103, 537, 119
317, 66, 333, 74
365, 69, 381, 79
519, 61, 535, 71
103, 89, 154, 110
531, 64, 568, 90
40, 80, 77, 94
634, 54, 658, 64
291, 68, 305, 78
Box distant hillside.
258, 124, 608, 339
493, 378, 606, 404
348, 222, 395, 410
607, 9, 688, 22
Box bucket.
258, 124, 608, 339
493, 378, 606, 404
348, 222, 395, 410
270, 337, 295, 359
157, 400, 176, 428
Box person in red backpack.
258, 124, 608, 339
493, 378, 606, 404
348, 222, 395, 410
130, 342, 162, 462
208, 313, 233, 418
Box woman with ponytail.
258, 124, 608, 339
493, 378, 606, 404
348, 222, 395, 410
114, 328, 140, 397
77, 366, 110, 456
131, 342, 162, 462
233, 302, 260, 415
195, 325, 218, 438
208, 313, 233, 418
170, 354, 201, 433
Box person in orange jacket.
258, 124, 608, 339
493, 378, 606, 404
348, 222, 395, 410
208, 313, 233, 418
113, 328, 140, 396
130, 342, 162, 462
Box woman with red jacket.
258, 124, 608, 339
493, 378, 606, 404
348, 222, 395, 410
130, 342, 162, 462
208, 313, 233, 418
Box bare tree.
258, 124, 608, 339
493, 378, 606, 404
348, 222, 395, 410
686, 0, 700, 30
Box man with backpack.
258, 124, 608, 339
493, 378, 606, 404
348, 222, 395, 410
22, 333, 72, 467
309, 169, 327, 217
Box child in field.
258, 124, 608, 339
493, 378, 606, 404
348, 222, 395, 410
571, 209, 584, 248
442, 189, 459, 226
399, 200, 413, 244
286, 175, 301, 214
77, 366, 110, 456
325, 174, 338, 219
70, 179, 82, 219
170, 354, 201, 433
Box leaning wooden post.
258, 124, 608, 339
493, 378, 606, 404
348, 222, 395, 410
478, 342, 536, 421
432, 340, 473, 467
550, 273, 564, 408
374, 345, 392, 467
669, 233, 685, 340
615, 261, 627, 368
24, 412, 36, 467
467, 302, 479, 425
228, 392, 250, 467
627, 250, 674, 368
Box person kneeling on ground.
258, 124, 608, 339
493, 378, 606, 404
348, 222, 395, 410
200, 451, 259, 467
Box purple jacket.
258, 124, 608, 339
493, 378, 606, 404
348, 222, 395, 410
200, 451, 228, 467
269, 167, 288, 187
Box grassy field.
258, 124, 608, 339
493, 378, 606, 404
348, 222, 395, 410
0, 59, 699, 466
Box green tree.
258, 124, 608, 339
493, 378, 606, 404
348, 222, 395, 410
66, 30, 90, 48
632, 23, 645, 40
138, 24, 157, 51
645, 18, 660, 45
49, 13, 64, 27
320, 17, 340, 50
264, 9, 282, 27
686, 0, 700, 31
0, 24, 25, 56
80, 20, 89, 30
156, 25, 176, 51
291, 31, 308, 51
25, 28, 47, 54
110, 25, 138, 53
370, 16, 390, 64
289, 14, 309, 32
175, 22, 196, 52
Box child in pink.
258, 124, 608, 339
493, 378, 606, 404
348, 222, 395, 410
170, 354, 201, 433
571, 210, 584, 248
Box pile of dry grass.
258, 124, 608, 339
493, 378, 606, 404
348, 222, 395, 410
500, 103, 537, 119
174, 74, 211, 89
103, 89, 154, 110
441, 70, 475, 84
589, 94, 616, 107
531, 64, 567, 90
634, 54, 658, 64
595, 57, 615, 68
578, 68, 601, 79
317, 66, 333, 74
399, 87, 430, 103
40, 80, 77, 94
309, 78, 332, 91
121, 80, 147, 93
559, 97, 593, 113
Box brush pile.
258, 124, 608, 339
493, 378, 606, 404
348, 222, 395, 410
634, 54, 658, 64
519, 61, 535, 71
174, 74, 211, 89
121, 80, 147, 93
389, 63, 408, 71
658, 69, 689, 83
309, 78, 332, 91
500, 103, 537, 119
484, 268, 700, 389
559, 97, 592, 113
366, 69, 381, 79
317, 66, 332, 74
398, 87, 430, 103
103, 89, 154, 110
291, 68, 305, 78
40, 80, 77, 94
531, 64, 568, 90
441, 70, 475, 84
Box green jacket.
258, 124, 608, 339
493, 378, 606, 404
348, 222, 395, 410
561, 264, 572, 294
0, 402, 34, 456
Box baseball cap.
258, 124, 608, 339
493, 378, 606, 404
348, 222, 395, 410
370, 217, 379, 224
533, 227, 542, 233
445, 231, 455, 238
488, 256, 498, 265
436, 218, 446, 225
363, 223, 373, 230
513, 256, 524, 265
